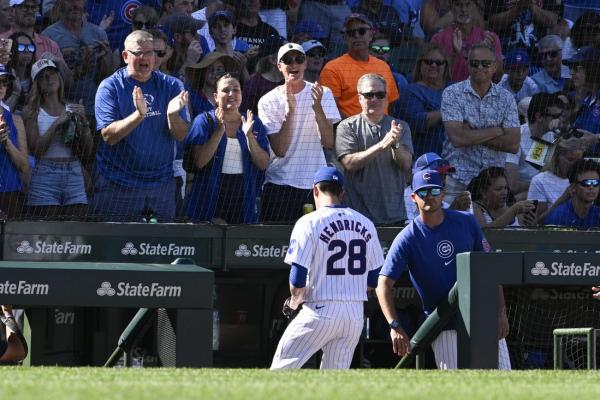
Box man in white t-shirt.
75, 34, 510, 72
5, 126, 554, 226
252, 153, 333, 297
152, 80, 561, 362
505, 93, 564, 200
258, 43, 341, 224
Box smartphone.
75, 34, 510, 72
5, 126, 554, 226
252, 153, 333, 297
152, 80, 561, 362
531, 199, 538, 212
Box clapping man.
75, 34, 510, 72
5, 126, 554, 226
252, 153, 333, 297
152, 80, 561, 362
258, 43, 340, 224
93, 30, 190, 222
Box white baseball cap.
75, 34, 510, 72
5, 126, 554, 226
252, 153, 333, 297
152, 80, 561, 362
277, 43, 304, 62
9, 0, 38, 6
301, 40, 325, 54
31, 58, 58, 81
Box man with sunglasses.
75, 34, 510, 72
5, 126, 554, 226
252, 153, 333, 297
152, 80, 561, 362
543, 159, 600, 229
336, 73, 413, 225
93, 30, 190, 222
441, 43, 520, 204
1, 0, 73, 86
258, 43, 340, 224
376, 168, 511, 370
319, 13, 399, 118
42, 0, 112, 119
531, 35, 571, 94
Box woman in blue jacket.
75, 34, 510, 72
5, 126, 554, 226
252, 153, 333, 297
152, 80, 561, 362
185, 74, 269, 224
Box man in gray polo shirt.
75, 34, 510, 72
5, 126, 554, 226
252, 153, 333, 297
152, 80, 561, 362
336, 73, 413, 225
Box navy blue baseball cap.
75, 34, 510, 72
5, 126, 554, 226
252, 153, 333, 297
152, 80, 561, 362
504, 48, 530, 70
208, 10, 235, 28
313, 166, 344, 187
343, 13, 373, 28
412, 169, 443, 193
0, 64, 14, 79
412, 152, 455, 175
565, 46, 600, 65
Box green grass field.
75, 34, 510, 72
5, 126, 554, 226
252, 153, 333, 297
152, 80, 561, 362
2, 368, 600, 399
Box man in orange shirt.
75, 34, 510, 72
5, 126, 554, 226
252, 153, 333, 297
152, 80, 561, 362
319, 13, 399, 119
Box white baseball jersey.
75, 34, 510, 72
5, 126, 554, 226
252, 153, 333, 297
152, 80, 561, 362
271, 205, 384, 370
284, 205, 385, 302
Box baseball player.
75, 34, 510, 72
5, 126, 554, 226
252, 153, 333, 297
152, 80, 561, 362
376, 169, 511, 369
270, 166, 385, 370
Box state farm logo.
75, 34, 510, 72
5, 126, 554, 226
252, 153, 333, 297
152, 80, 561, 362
120, 242, 195, 256
97, 282, 116, 296
16, 240, 91, 255
235, 244, 251, 257
233, 243, 289, 258
96, 281, 181, 297
17, 241, 34, 254
121, 242, 139, 255
531, 261, 550, 276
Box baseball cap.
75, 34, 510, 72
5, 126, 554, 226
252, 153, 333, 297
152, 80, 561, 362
343, 13, 373, 28
31, 58, 57, 81
565, 46, 600, 65
412, 152, 456, 175
208, 10, 235, 28
258, 34, 286, 58
412, 169, 443, 193
277, 43, 304, 62
302, 40, 326, 54
504, 48, 530, 70
313, 166, 344, 187
186, 51, 239, 71
294, 20, 327, 40
0, 64, 15, 80
161, 12, 204, 34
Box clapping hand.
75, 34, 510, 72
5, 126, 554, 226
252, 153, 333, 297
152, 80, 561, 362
241, 110, 256, 139
311, 82, 324, 111
132, 86, 148, 117
381, 120, 403, 150
284, 78, 296, 114
482, 31, 496, 48
167, 90, 189, 115
452, 28, 463, 55
214, 107, 226, 132
0, 114, 8, 146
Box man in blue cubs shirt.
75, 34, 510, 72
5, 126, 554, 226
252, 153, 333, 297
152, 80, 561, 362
376, 169, 511, 369
94, 30, 190, 221
544, 159, 600, 230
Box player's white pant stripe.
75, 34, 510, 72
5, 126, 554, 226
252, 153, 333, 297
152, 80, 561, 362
431, 330, 512, 370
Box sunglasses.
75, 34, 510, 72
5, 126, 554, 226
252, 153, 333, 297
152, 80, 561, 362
127, 49, 155, 57
17, 43, 35, 53
540, 50, 559, 59
343, 27, 370, 37
577, 179, 600, 188
133, 20, 156, 30
469, 59, 494, 69
155, 49, 167, 58
360, 91, 386, 99
422, 59, 447, 66
416, 187, 442, 198
280, 54, 306, 65
370, 45, 391, 54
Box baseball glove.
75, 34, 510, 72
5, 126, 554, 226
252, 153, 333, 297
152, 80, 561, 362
282, 297, 302, 320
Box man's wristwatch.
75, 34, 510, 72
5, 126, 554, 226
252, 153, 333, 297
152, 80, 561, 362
389, 319, 401, 330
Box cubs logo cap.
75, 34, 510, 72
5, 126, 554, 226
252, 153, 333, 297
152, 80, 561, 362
504, 48, 530, 70
277, 43, 305, 62
313, 166, 344, 187
412, 169, 443, 193
31, 58, 58, 81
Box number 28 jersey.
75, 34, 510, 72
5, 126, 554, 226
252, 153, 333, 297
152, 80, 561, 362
284, 205, 384, 302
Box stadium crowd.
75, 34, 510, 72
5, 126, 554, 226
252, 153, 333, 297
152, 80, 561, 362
0, 0, 598, 229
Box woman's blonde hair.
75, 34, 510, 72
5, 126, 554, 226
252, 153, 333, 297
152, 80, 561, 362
542, 137, 586, 176
23, 67, 66, 120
